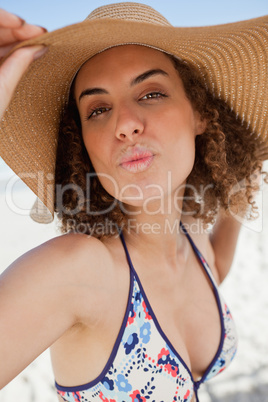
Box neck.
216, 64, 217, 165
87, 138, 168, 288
121, 194, 189, 267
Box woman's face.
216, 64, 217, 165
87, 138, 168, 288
74, 45, 205, 210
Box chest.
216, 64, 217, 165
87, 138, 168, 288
51, 248, 222, 390
115, 253, 222, 380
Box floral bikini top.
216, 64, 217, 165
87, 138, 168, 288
55, 223, 238, 402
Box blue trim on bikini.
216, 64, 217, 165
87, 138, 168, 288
55, 263, 134, 392
120, 222, 225, 401
119, 229, 196, 384
55, 221, 226, 402
180, 222, 226, 392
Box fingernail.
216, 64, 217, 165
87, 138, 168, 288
18, 17, 26, 25
38, 26, 48, 33
33, 46, 48, 60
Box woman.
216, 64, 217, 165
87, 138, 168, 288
0, 3, 267, 402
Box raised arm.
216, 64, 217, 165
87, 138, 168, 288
181, 210, 244, 285
209, 212, 242, 283
209, 167, 265, 282
0, 8, 47, 119
182, 170, 263, 284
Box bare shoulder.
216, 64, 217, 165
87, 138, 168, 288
1, 233, 115, 322
181, 215, 220, 284
3, 232, 112, 281
45, 233, 117, 320
33, 232, 114, 274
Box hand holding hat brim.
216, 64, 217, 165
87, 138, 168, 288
0, 8, 47, 119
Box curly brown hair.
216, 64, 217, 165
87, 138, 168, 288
54, 52, 267, 238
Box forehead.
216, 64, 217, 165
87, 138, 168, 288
74, 45, 175, 87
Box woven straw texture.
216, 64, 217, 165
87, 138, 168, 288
0, 2, 268, 220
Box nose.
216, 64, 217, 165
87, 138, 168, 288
114, 104, 144, 141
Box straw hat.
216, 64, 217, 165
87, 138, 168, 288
0, 2, 268, 223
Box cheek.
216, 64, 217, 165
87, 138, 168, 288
82, 132, 118, 197
163, 129, 196, 185
162, 108, 196, 155
166, 106, 196, 136
82, 131, 107, 169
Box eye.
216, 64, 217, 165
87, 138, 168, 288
87, 106, 110, 120
140, 91, 167, 100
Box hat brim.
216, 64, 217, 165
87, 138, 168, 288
0, 16, 268, 219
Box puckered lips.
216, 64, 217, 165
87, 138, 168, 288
119, 145, 155, 173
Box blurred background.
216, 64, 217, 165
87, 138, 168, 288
1, 0, 268, 400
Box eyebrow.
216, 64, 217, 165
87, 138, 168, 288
78, 87, 108, 102
130, 68, 168, 86
78, 68, 169, 102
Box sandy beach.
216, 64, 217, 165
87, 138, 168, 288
0, 163, 268, 402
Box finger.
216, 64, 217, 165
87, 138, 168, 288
0, 24, 46, 46
0, 8, 24, 28
0, 46, 47, 119
0, 27, 17, 45
13, 23, 47, 41
0, 42, 19, 58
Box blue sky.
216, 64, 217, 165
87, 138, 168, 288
2, 0, 268, 31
